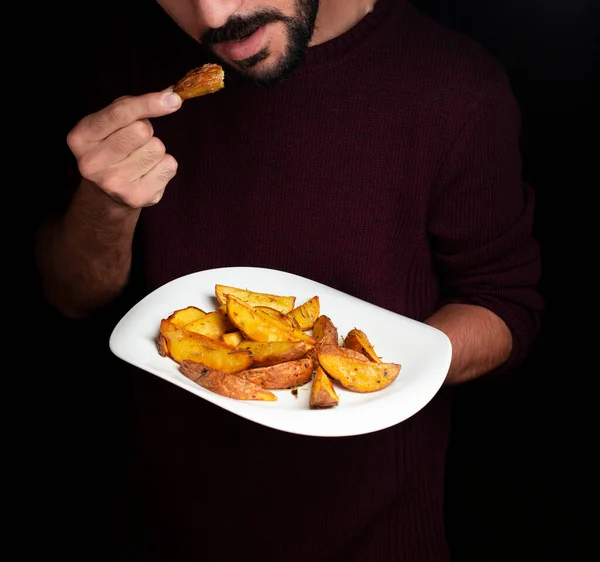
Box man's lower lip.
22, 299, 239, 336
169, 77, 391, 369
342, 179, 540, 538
214, 26, 267, 62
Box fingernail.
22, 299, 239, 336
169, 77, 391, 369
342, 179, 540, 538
163, 92, 181, 108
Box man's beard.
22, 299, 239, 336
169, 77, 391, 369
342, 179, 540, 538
201, 0, 319, 87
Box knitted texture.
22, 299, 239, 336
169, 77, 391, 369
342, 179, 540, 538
48, 0, 543, 560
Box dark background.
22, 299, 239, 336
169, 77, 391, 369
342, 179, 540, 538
29, 1, 598, 561
409, 1, 598, 560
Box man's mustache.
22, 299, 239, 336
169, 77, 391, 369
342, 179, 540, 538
202, 9, 290, 45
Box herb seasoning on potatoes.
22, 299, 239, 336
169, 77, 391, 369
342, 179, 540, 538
157, 284, 402, 408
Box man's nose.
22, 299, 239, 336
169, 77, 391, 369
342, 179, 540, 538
193, 0, 243, 29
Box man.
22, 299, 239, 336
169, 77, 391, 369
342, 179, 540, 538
35, 0, 543, 560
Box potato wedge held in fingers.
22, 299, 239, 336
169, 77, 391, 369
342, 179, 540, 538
287, 296, 320, 330
317, 344, 401, 393
310, 365, 339, 409
344, 328, 382, 362
226, 295, 316, 346
215, 284, 296, 314
159, 319, 253, 372
173, 63, 225, 100
239, 358, 315, 389
179, 361, 277, 401
236, 340, 308, 367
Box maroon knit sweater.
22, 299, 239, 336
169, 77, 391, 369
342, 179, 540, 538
45, 0, 543, 560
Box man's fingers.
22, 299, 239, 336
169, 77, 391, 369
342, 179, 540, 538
64, 88, 181, 210
125, 137, 170, 183
78, 119, 155, 177
136, 154, 179, 206
68, 90, 182, 151
100, 152, 178, 209
86, 136, 170, 193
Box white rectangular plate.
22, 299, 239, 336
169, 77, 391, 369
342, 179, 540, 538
109, 266, 451, 437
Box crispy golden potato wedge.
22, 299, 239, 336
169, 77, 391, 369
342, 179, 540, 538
310, 365, 339, 409
307, 314, 339, 359
344, 328, 382, 363
173, 63, 225, 100
157, 333, 170, 357
256, 306, 301, 330
159, 285, 403, 407
226, 295, 316, 346
236, 340, 308, 367
160, 319, 234, 350
215, 284, 296, 314
317, 344, 401, 393
159, 319, 253, 372
222, 330, 244, 347
239, 358, 315, 389
184, 348, 254, 374
313, 315, 339, 346
287, 296, 320, 330
184, 308, 235, 339
179, 361, 277, 401
167, 306, 207, 327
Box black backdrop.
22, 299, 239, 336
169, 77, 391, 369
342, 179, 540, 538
28, 1, 598, 561
409, 1, 598, 560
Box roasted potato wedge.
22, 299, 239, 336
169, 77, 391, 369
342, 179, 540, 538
159, 285, 404, 407
287, 296, 320, 330
184, 348, 254, 374
222, 330, 244, 347
157, 333, 169, 357
179, 361, 277, 401
226, 295, 316, 346
167, 306, 207, 327
307, 314, 339, 359
160, 318, 234, 350
256, 306, 301, 330
236, 340, 308, 367
313, 314, 339, 346
309, 365, 339, 409
184, 308, 235, 339
317, 344, 401, 393
173, 63, 225, 100
344, 328, 382, 362
159, 319, 253, 372
215, 284, 296, 314
238, 358, 315, 389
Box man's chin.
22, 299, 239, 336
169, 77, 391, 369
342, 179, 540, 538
231, 48, 271, 70
205, 41, 306, 87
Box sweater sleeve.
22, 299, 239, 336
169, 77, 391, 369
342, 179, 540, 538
428, 64, 544, 375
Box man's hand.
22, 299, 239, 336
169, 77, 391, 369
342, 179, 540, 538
36, 90, 183, 318
66, 90, 183, 208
